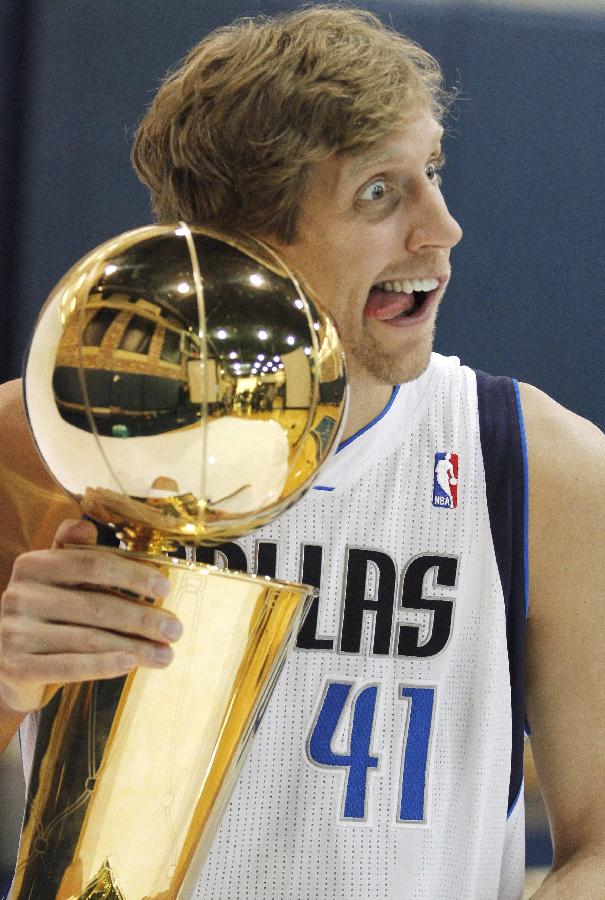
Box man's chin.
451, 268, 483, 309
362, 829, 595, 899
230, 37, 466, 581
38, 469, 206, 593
352, 339, 434, 387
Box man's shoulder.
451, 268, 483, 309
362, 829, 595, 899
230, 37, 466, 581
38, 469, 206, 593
0, 379, 80, 590
0, 377, 25, 422
0, 379, 33, 463
0, 377, 68, 501
517, 382, 604, 615
518, 381, 603, 469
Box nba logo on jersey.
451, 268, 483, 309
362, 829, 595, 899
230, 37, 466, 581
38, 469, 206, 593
432, 451, 459, 509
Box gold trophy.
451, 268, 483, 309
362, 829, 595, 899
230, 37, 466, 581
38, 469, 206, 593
11, 224, 347, 899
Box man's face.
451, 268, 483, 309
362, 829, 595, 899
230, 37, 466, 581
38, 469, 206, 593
267, 111, 463, 389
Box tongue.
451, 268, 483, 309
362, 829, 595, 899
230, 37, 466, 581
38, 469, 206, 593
364, 287, 416, 320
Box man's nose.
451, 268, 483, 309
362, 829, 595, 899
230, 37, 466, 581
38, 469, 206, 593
406, 189, 463, 254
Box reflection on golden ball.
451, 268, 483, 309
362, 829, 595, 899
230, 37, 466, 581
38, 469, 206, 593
25, 224, 347, 548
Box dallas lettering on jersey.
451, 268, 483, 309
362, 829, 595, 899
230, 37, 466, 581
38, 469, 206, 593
192, 542, 458, 658
186, 540, 460, 828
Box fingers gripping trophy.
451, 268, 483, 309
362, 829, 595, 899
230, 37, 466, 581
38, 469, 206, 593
12, 224, 347, 899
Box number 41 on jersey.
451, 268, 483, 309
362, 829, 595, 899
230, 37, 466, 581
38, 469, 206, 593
306, 681, 437, 823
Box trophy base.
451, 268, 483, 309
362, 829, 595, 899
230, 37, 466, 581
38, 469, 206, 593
10, 547, 314, 900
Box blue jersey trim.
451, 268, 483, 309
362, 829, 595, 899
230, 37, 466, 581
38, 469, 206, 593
513, 381, 532, 736
336, 385, 400, 453
512, 380, 529, 619
507, 778, 524, 820
476, 370, 527, 816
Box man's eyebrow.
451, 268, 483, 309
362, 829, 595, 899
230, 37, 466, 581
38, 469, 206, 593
346, 149, 406, 182
345, 125, 445, 183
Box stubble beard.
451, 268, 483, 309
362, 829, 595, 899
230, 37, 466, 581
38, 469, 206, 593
346, 317, 437, 387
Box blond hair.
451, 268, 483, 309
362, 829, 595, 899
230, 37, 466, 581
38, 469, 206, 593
132, 5, 452, 242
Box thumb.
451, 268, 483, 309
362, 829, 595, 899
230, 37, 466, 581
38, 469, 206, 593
52, 518, 98, 549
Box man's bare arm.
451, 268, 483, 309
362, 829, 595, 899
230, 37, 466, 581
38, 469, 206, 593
520, 383, 605, 896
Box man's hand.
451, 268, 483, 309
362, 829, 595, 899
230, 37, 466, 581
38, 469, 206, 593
0, 518, 183, 715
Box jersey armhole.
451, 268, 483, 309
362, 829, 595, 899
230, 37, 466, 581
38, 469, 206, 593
475, 370, 528, 816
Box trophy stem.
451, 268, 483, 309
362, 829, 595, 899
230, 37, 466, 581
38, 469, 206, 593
10, 547, 313, 900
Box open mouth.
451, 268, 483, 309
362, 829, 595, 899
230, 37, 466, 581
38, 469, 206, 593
364, 284, 435, 321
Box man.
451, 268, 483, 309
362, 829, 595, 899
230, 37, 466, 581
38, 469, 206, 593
1, 7, 603, 898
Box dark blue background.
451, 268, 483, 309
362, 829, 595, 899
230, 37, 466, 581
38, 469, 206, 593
2, 0, 603, 433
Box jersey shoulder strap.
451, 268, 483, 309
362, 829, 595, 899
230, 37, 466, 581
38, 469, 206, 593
475, 370, 528, 815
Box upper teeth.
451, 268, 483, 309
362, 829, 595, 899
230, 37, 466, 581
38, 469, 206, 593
378, 278, 439, 293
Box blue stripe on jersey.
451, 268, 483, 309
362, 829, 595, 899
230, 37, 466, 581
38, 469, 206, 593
335, 385, 401, 453
512, 380, 530, 618
508, 778, 524, 819
475, 371, 527, 817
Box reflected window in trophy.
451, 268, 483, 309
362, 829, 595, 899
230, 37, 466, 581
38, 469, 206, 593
160, 329, 181, 364
53, 292, 203, 437
117, 314, 155, 355
82, 308, 120, 346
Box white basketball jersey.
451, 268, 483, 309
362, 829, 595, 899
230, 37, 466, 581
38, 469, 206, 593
190, 353, 528, 900
19, 352, 528, 900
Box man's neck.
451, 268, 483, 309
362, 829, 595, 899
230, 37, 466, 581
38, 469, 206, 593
340, 378, 394, 443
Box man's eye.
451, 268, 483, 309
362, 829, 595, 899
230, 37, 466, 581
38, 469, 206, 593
358, 179, 389, 202
426, 154, 446, 185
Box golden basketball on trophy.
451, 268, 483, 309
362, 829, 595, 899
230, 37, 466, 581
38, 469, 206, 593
11, 224, 347, 899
